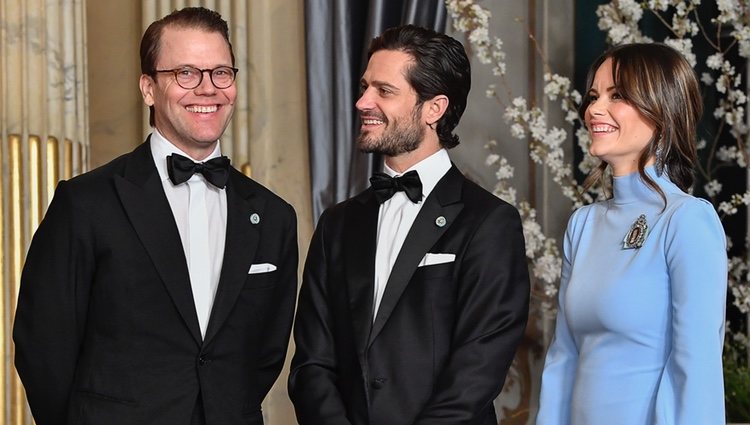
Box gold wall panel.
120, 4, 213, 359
47, 137, 60, 201
1, 134, 87, 424
8, 134, 24, 425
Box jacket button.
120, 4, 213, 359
198, 355, 210, 366
371, 377, 387, 389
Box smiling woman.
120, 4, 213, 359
537, 43, 726, 425
584, 57, 657, 176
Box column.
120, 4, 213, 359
0, 0, 89, 424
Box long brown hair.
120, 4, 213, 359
580, 43, 703, 204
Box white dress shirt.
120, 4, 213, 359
372, 149, 452, 320
149, 130, 227, 337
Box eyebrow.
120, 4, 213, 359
361, 78, 401, 93
587, 85, 617, 94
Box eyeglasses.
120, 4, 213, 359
154, 66, 239, 89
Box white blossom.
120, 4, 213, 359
706, 53, 724, 70
533, 253, 562, 284
485, 84, 496, 98
495, 157, 515, 180
719, 201, 739, 215
716, 0, 741, 24
704, 180, 723, 197
664, 38, 696, 67
485, 153, 500, 166
510, 123, 525, 139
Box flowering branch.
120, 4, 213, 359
446, 0, 750, 368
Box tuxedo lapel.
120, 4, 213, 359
369, 166, 464, 345
114, 141, 202, 345
203, 170, 263, 347
345, 190, 380, 363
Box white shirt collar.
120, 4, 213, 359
149, 129, 222, 183
382, 148, 451, 201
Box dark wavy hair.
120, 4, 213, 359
580, 43, 703, 204
140, 7, 235, 126
367, 25, 471, 149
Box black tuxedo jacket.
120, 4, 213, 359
13, 140, 298, 425
289, 165, 529, 425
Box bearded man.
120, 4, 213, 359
288, 24, 530, 425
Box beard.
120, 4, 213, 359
357, 106, 424, 157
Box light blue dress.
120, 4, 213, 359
536, 167, 727, 425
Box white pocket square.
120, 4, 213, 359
248, 263, 277, 274
418, 253, 455, 267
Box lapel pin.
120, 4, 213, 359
435, 216, 446, 227
250, 213, 260, 225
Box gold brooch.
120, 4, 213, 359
623, 214, 648, 249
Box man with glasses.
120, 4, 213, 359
13, 7, 297, 425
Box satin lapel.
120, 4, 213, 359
114, 141, 202, 345
345, 190, 380, 363
202, 171, 262, 347
368, 166, 464, 346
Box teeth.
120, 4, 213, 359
591, 124, 616, 133
186, 105, 218, 113
363, 119, 384, 125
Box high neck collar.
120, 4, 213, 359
611, 166, 679, 206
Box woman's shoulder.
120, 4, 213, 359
563, 201, 609, 241
661, 191, 725, 247
663, 191, 719, 223
568, 199, 607, 223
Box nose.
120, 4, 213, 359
587, 96, 605, 116
356, 88, 374, 112
194, 70, 217, 94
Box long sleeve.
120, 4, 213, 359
288, 209, 353, 425
256, 204, 299, 397
655, 199, 727, 424
411, 203, 530, 424
536, 215, 578, 425
13, 181, 93, 425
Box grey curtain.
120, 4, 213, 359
305, 0, 447, 221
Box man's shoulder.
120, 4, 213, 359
436, 166, 516, 215
458, 175, 510, 207
63, 146, 141, 191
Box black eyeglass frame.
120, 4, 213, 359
153, 66, 239, 89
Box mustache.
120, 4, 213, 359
359, 109, 387, 122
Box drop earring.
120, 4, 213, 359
654, 137, 668, 176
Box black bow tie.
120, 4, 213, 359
167, 153, 230, 189
370, 170, 423, 204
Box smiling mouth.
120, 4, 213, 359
590, 124, 617, 134
362, 119, 384, 126
186, 105, 218, 113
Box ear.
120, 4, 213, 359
423, 95, 449, 127
139, 74, 155, 106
